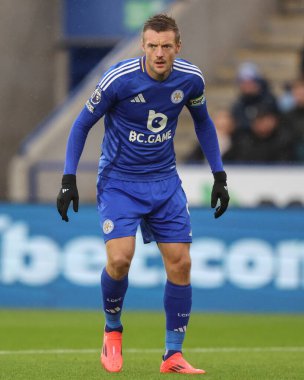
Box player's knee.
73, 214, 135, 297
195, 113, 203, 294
178, 256, 191, 275
169, 255, 191, 278
108, 255, 132, 278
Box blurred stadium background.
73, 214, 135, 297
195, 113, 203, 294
0, 1, 304, 378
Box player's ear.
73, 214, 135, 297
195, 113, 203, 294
176, 41, 181, 54
141, 35, 145, 52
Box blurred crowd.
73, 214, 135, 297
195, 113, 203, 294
186, 48, 304, 165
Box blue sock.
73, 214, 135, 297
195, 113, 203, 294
101, 268, 128, 332
163, 280, 192, 360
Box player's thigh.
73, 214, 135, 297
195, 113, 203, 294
105, 236, 136, 276
97, 177, 143, 242
158, 242, 191, 261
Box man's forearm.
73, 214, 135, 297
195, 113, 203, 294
193, 115, 223, 173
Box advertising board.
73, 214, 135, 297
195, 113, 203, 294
0, 204, 303, 312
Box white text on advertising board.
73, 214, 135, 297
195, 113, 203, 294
0, 216, 303, 290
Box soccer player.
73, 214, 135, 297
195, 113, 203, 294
57, 14, 229, 375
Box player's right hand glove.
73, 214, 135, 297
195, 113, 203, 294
57, 174, 79, 222
211, 171, 230, 219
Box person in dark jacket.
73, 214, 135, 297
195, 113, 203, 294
224, 104, 296, 163
283, 79, 304, 161
231, 62, 278, 130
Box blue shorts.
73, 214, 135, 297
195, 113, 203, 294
96, 175, 192, 244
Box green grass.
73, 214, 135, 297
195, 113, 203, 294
0, 310, 303, 379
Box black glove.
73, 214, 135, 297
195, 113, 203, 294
57, 174, 79, 222
211, 171, 230, 219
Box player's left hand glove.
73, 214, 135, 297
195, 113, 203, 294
57, 174, 79, 222
211, 171, 230, 218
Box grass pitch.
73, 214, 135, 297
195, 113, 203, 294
0, 310, 303, 379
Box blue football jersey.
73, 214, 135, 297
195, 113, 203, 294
64, 56, 223, 179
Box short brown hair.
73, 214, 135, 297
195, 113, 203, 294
143, 14, 181, 44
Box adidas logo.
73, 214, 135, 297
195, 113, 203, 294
130, 93, 146, 103
105, 307, 121, 314
174, 325, 187, 332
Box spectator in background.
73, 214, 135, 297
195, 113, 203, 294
231, 62, 278, 130
278, 81, 295, 112
223, 104, 296, 163
185, 110, 237, 163
283, 79, 304, 161
299, 43, 304, 79
213, 110, 237, 155
272, 40, 304, 115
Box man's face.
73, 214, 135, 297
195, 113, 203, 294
239, 79, 261, 96
253, 114, 277, 138
142, 29, 181, 81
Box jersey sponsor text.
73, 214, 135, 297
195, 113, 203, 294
129, 130, 172, 144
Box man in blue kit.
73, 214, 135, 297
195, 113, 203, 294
57, 14, 229, 374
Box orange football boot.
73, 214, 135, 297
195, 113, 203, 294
100, 331, 123, 372
160, 352, 206, 374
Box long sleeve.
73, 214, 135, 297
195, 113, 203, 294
187, 101, 223, 173
63, 106, 101, 174
63, 77, 115, 174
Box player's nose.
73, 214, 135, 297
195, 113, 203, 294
155, 46, 164, 57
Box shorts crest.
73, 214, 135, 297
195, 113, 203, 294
103, 219, 114, 234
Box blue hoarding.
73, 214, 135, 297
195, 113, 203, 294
0, 204, 303, 312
